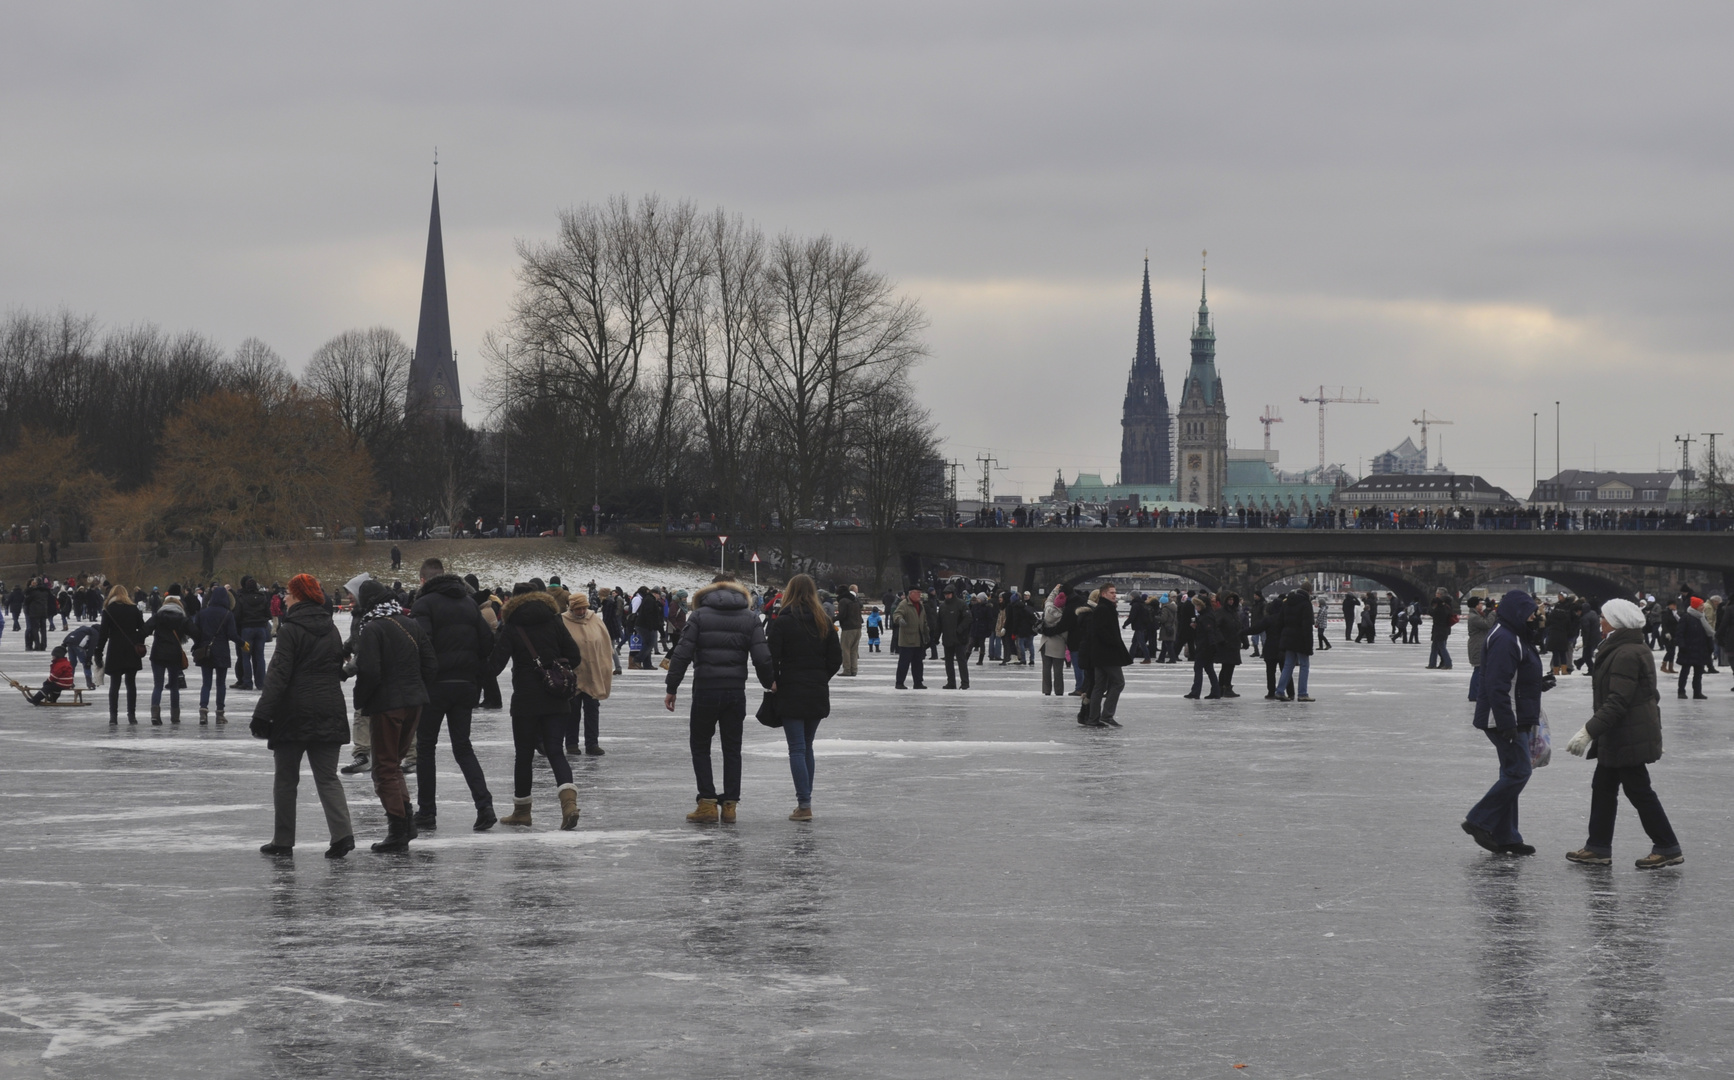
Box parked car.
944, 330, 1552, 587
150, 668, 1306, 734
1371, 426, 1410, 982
429, 525, 453, 539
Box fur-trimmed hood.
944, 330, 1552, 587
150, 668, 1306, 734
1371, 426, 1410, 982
501, 590, 561, 625
691, 579, 750, 611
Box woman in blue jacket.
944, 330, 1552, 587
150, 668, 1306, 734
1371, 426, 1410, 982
1463, 590, 1546, 856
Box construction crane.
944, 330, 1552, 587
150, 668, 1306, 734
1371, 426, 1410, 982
1412, 410, 1454, 469
1298, 386, 1379, 471
1258, 406, 1283, 452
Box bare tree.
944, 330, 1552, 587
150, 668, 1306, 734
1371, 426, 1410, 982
644, 195, 709, 536
228, 337, 295, 406
302, 327, 412, 453
683, 209, 767, 531
751, 233, 926, 561
853, 381, 941, 591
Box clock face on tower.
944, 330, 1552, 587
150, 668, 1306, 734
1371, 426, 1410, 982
1188, 454, 1203, 470
433, 382, 446, 398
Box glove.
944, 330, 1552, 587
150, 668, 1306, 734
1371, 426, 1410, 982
1540, 674, 1558, 692
1565, 726, 1591, 757
249, 715, 271, 740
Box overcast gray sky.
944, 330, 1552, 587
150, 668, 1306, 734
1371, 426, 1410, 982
4, 3, 1730, 498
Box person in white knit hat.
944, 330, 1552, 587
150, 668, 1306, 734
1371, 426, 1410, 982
1562, 598, 1684, 869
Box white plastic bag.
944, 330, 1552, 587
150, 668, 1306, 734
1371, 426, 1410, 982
1529, 710, 1552, 768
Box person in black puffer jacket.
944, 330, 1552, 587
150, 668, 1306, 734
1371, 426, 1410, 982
190, 585, 242, 724
141, 591, 191, 724
24, 578, 55, 651
633, 587, 664, 669
487, 586, 583, 830
352, 578, 438, 852
252, 574, 354, 859
1183, 593, 1221, 700
766, 574, 843, 821
1275, 583, 1317, 702
233, 575, 273, 690
664, 575, 773, 823
410, 561, 499, 832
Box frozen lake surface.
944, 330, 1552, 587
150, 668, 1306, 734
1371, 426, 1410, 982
1, 615, 1731, 1077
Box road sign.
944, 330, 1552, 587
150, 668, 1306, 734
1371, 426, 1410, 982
718, 535, 729, 545
592, 504, 600, 512
751, 552, 760, 563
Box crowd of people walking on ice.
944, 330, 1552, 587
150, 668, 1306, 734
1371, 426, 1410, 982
3, 560, 1725, 870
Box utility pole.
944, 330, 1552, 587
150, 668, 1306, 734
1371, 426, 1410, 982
975, 454, 1004, 504
1555, 401, 1561, 479
1675, 434, 1696, 513
944, 459, 967, 526
1532, 412, 1538, 501
1257, 406, 1283, 453
1704, 433, 1724, 515
1411, 410, 1454, 468
1297, 386, 1379, 472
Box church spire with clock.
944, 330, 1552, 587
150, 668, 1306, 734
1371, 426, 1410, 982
1173, 256, 1228, 507
407, 172, 463, 423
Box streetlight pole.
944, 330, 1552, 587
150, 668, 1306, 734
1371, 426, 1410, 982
1532, 412, 1538, 501
1554, 401, 1561, 480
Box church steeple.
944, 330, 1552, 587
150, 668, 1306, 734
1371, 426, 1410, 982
1120, 257, 1171, 486
1134, 257, 1158, 372
408, 171, 463, 423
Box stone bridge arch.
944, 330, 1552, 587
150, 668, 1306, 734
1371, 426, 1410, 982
1459, 562, 1646, 604
1051, 560, 1226, 595
1247, 559, 1434, 604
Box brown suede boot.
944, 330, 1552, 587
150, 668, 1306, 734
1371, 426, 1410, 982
558, 785, 580, 830
500, 797, 532, 827
686, 798, 718, 823
720, 800, 737, 824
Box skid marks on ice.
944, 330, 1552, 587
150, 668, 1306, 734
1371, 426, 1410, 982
0, 989, 246, 1059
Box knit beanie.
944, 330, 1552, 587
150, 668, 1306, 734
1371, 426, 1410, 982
1690, 596, 1704, 611
357, 579, 390, 612
1600, 598, 1645, 631
287, 574, 325, 607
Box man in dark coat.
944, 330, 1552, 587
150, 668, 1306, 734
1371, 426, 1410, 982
1085, 584, 1133, 727
1275, 582, 1317, 702
665, 576, 774, 823
1464, 590, 1545, 856
352, 578, 439, 852
633, 587, 664, 669
1563, 598, 1682, 868
938, 585, 972, 690
1341, 592, 1360, 644
1182, 594, 1221, 700
1427, 588, 1458, 670
233, 575, 272, 690
24, 578, 54, 651
411, 558, 499, 832
1675, 597, 1713, 699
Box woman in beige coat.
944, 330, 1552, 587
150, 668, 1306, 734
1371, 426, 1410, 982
562, 591, 615, 755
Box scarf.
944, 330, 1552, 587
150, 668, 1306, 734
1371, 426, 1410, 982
358, 598, 404, 629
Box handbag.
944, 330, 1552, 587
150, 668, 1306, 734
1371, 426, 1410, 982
1529, 710, 1552, 768
191, 643, 211, 666
515, 627, 578, 700
755, 690, 782, 728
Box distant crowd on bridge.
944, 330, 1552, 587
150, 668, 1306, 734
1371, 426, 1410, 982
968, 503, 1734, 532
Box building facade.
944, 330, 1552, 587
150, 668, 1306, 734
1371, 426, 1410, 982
1173, 272, 1228, 508
1333, 473, 1518, 508
1119, 261, 1172, 486
1527, 470, 1681, 509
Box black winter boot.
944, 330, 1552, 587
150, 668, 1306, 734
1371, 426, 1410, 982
371, 816, 411, 853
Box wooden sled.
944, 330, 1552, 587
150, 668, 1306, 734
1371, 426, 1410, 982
7, 681, 91, 706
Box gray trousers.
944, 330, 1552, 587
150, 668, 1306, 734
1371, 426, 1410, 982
273, 742, 353, 846
1089, 665, 1126, 723
840, 629, 861, 675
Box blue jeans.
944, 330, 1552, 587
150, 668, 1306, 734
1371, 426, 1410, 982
151, 661, 181, 709
68, 645, 93, 688
1466, 728, 1533, 845
1071, 654, 1086, 691
200, 665, 227, 710
1429, 639, 1453, 668
783, 717, 822, 805
1020, 635, 1034, 663
1276, 652, 1309, 697
239, 627, 268, 687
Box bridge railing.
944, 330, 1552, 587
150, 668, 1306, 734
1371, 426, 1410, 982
953, 508, 1734, 532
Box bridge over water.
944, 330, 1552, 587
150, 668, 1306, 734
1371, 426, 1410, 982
742, 528, 1734, 603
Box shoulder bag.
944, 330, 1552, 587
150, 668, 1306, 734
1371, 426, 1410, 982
514, 627, 579, 700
